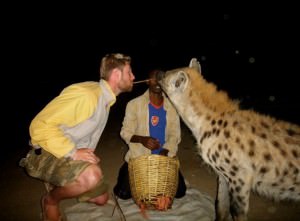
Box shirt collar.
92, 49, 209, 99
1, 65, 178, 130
99, 79, 116, 107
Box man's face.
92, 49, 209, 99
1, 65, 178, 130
118, 64, 135, 92
149, 71, 162, 94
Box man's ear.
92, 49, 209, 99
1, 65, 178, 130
111, 68, 122, 82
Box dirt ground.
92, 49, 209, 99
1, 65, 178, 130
2, 103, 300, 221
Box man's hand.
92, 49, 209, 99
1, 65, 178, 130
131, 135, 160, 150
71, 148, 100, 164
140, 136, 161, 150
159, 148, 169, 156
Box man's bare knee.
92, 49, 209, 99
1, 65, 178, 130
78, 164, 102, 189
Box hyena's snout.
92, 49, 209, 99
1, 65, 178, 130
156, 70, 165, 89
156, 70, 165, 82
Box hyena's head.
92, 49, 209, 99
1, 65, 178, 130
158, 58, 239, 114
157, 58, 202, 107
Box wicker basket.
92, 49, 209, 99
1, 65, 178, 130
128, 154, 179, 210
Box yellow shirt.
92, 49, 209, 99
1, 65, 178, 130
29, 80, 116, 158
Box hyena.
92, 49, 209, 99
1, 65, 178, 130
157, 58, 300, 221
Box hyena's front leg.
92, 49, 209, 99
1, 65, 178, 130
228, 173, 252, 221
215, 175, 231, 221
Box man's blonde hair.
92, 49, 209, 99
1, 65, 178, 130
100, 53, 131, 80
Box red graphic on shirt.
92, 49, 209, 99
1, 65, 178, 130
151, 116, 159, 126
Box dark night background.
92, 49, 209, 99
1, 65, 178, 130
4, 2, 299, 157
1, 3, 299, 220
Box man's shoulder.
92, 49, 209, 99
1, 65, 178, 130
127, 95, 141, 106
66, 81, 99, 90
70, 81, 99, 88
62, 81, 101, 97
128, 92, 148, 105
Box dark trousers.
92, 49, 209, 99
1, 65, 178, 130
113, 162, 187, 200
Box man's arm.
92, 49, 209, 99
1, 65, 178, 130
30, 83, 99, 158
130, 135, 160, 151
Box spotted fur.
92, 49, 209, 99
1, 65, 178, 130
158, 58, 300, 221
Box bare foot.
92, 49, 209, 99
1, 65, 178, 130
88, 192, 109, 205
41, 194, 62, 221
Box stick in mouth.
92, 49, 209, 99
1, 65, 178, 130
133, 79, 150, 84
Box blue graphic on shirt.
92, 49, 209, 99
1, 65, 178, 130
148, 103, 166, 154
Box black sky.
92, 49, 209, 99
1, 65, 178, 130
4, 2, 300, 149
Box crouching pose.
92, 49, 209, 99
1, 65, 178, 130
20, 53, 135, 221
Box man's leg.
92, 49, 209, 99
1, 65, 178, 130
175, 170, 187, 198
87, 192, 109, 205
113, 162, 132, 200
43, 164, 103, 221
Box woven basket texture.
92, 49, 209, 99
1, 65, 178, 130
128, 154, 179, 209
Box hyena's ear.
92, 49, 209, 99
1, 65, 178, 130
174, 71, 188, 92
189, 58, 202, 74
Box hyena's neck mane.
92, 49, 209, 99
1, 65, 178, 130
188, 71, 239, 114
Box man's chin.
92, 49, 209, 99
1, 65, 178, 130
119, 83, 133, 92
123, 86, 133, 92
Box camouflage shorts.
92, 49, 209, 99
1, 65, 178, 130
19, 148, 108, 201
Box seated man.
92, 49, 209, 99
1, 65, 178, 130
114, 69, 186, 200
